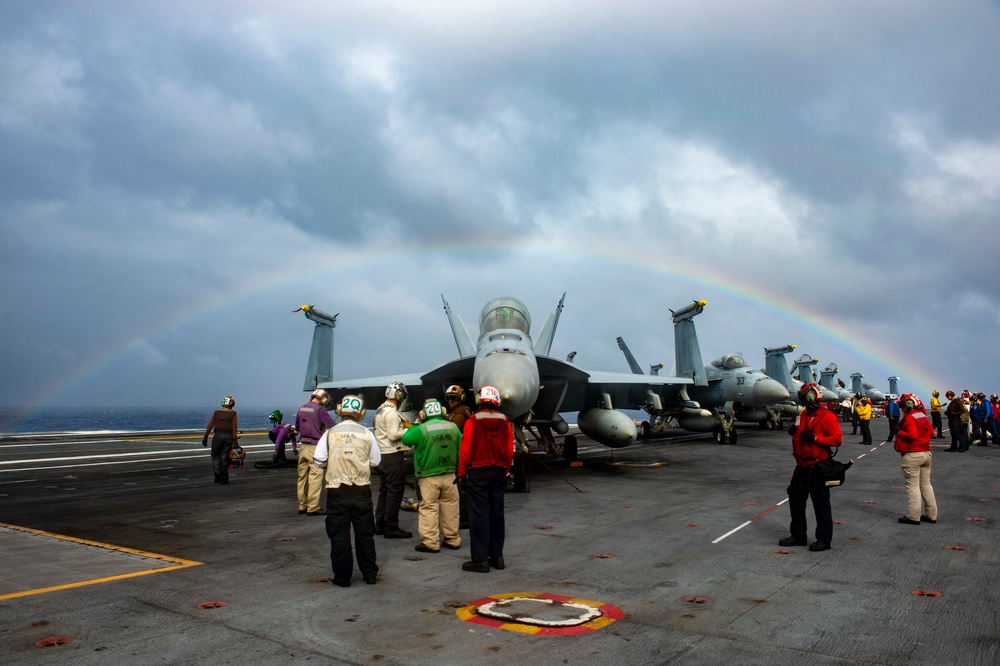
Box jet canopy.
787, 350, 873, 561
710, 354, 749, 370
480, 297, 531, 335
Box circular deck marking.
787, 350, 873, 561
591, 553, 614, 559
456, 592, 623, 635
197, 601, 227, 609
35, 636, 73, 647
864, 500, 878, 504
773, 549, 791, 555
912, 590, 942, 597
946, 546, 967, 551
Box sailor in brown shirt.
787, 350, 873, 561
203, 395, 239, 485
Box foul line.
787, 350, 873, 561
711, 440, 888, 544
0, 522, 202, 601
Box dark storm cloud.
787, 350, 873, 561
1, 0, 999, 408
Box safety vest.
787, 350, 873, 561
323, 421, 374, 489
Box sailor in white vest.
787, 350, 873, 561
313, 395, 382, 587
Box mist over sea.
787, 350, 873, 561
0, 406, 300, 434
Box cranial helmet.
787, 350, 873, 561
445, 385, 465, 401
932, 390, 939, 397
798, 382, 821, 403
899, 393, 918, 410
477, 385, 501, 406
337, 395, 365, 421
991, 394, 998, 402
269, 409, 283, 423
386, 381, 408, 402
311, 389, 329, 405
222, 396, 235, 408
422, 398, 443, 418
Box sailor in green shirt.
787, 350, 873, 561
402, 399, 463, 553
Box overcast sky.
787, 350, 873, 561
2, 1, 998, 411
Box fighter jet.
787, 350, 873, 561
297, 295, 693, 456
617, 300, 790, 443
851, 372, 887, 403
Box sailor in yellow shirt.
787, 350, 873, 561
855, 397, 873, 446
929, 390, 944, 439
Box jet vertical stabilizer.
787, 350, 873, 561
820, 363, 852, 400
850, 372, 864, 395
616, 336, 645, 375
671, 300, 708, 386
791, 353, 819, 384
534, 292, 565, 357
295, 305, 339, 391
888, 376, 901, 395
441, 295, 475, 358
764, 345, 797, 392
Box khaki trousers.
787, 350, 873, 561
417, 473, 461, 550
901, 451, 937, 522
297, 443, 324, 512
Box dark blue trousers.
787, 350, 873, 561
325, 484, 378, 583
787, 464, 833, 544
466, 466, 507, 563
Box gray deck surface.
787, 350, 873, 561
1, 419, 997, 665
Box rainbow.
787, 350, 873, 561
24, 239, 945, 421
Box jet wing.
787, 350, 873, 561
534, 355, 692, 418
316, 357, 477, 411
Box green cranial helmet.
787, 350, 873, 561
269, 410, 283, 423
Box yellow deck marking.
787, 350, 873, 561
0, 522, 202, 601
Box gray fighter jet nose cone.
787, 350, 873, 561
754, 378, 790, 404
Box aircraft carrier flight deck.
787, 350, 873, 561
1, 419, 997, 665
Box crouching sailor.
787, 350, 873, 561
313, 395, 381, 587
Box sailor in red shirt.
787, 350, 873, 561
458, 385, 515, 573
779, 383, 843, 552
894, 393, 938, 525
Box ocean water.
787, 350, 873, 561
0, 406, 300, 435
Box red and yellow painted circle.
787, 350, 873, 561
455, 591, 624, 635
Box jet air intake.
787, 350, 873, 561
577, 408, 637, 448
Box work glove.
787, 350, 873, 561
801, 430, 816, 443
455, 476, 467, 493
787, 425, 797, 436
201, 437, 208, 447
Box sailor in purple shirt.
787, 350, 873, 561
268, 410, 298, 463
295, 389, 338, 515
